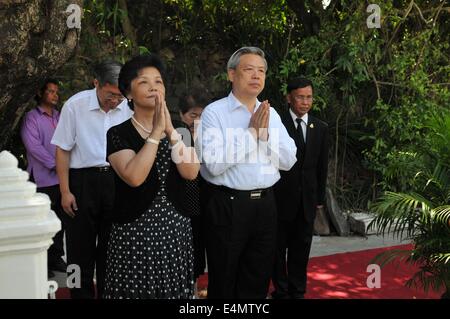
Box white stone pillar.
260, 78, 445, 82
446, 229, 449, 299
0, 150, 61, 298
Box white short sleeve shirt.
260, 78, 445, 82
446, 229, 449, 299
51, 88, 133, 168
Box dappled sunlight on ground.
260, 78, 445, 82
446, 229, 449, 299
304, 244, 443, 299
56, 244, 443, 299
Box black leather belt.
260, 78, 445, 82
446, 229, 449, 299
71, 166, 111, 173
210, 183, 271, 200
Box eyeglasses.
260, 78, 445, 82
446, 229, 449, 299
104, 92, 124, 103
293, 95, 313, 102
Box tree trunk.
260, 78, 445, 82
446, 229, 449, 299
0, 0, 82, 150
118, 0, 138, 55
286, 0, 321, 36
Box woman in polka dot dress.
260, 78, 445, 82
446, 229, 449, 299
104, 54, 200, 299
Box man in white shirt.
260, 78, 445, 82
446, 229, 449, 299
51, 61, 132, 299
198, 47, 297, 298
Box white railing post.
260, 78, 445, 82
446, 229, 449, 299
0, 150, 61, 298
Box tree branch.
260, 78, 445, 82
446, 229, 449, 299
382, 0, 414, 59
287, 0, 321, 36
412, 2, 433, 24
284, 16, 295, 60
118, 0, 138, 55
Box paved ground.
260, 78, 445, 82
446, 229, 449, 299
310, 233, 409, 257
50, 232, 410, 291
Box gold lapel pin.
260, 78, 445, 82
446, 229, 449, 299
310, 123, 314, 128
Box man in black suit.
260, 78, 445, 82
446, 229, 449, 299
272, 77, 329, 299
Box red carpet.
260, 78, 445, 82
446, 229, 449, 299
197, 244, 443, 299
56, 244, 443, 299
301, 244, 442, 299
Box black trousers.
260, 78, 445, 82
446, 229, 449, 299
272, 204, 315, 299
37, 185, 65, 266
191, 214, 206, 280
203, 185, 277, 299
64, 168, 114, 299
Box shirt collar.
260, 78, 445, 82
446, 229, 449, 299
37, 105, 58, 117
115, 100, 127, 111
289, 108, 308, 125
228, 91, 261, 112
89, 88, 101, 111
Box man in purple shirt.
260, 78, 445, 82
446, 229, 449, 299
21, 78, 66, 277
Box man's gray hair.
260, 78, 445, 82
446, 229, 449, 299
93, 60, 123, 86
227, 46, 268, 71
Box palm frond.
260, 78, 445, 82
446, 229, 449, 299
369, 248, 411, 268
369, 192, 433, 238
405, 268, 447, 293
370, 109, 450, 297
429, 253, 450, 265
414, 163, 450, 203
432, 206, 450, 227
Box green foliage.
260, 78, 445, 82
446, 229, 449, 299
159, 0, 290, 95
362, 18, 450, 193
369, 110, 450, 297
48, 0, 449, 213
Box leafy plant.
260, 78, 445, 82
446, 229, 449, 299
26, 0, 450, 215
369, 109, 450, 298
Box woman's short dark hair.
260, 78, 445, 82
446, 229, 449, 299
287, 77, 314, 93
35, 78, 59, 104
178, 90, 211, 114
118, 54, 166, 110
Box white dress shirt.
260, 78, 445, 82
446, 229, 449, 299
198, 92, 297, 190
51, 88, 132, 168
290, 108, 308, 142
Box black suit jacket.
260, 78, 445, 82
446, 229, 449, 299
274, 110, 329, 222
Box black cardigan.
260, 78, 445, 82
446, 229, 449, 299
106, 119, 195, 224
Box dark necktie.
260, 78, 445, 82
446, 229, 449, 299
295, 118, 306, 145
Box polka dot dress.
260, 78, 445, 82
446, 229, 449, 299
104, 138, 194, 299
